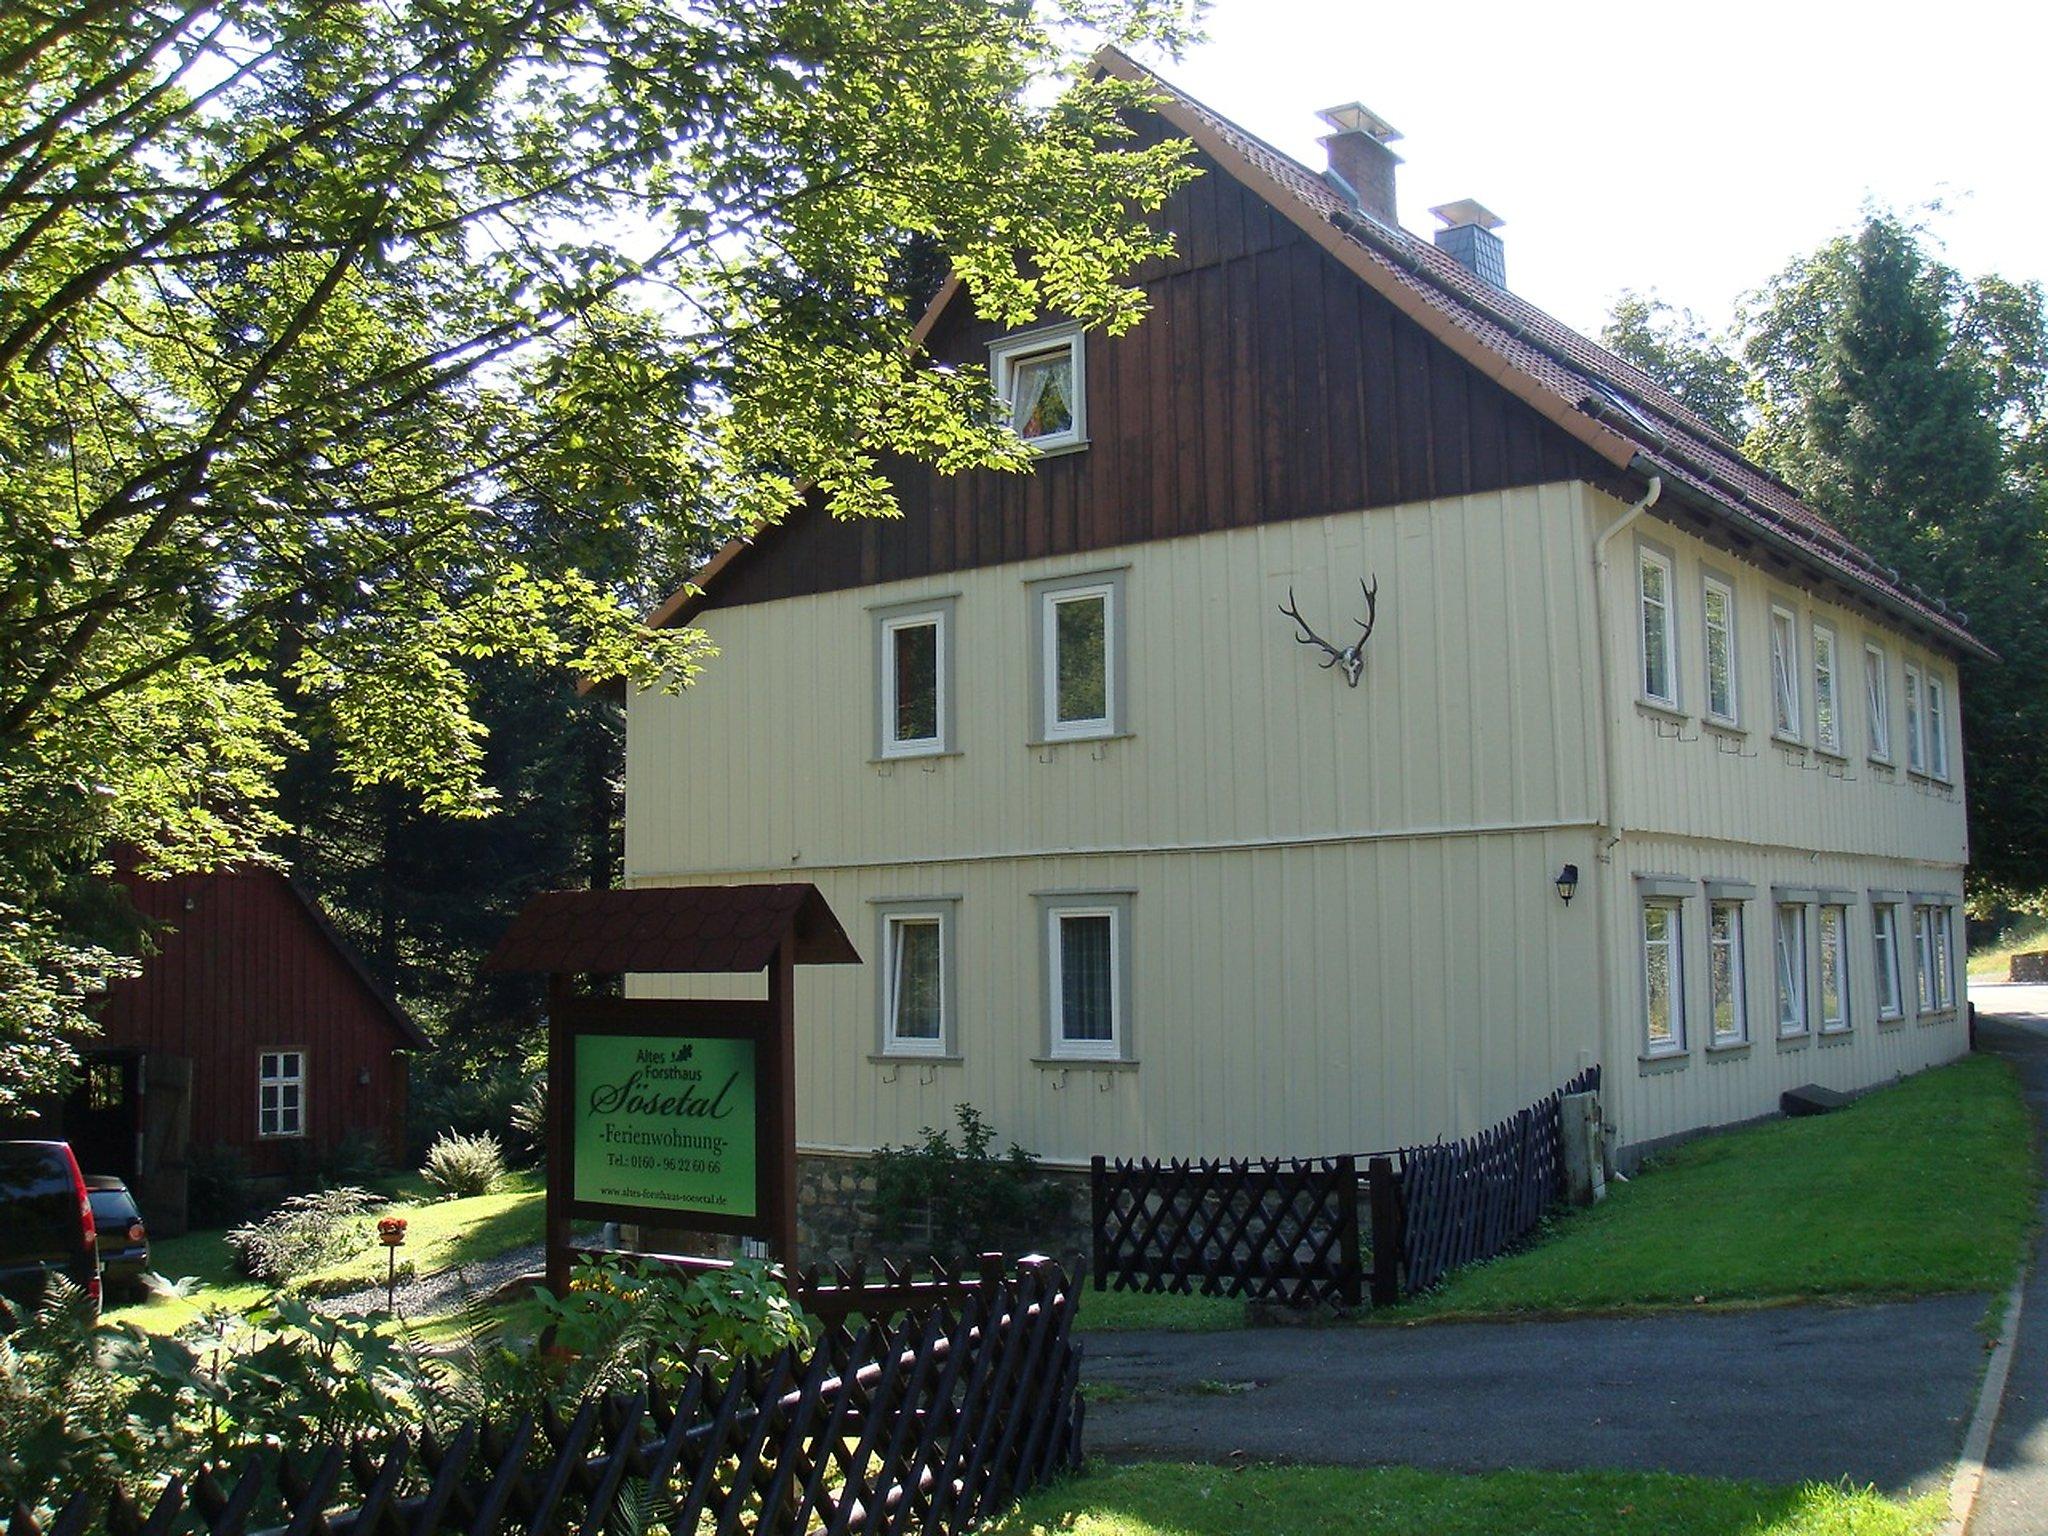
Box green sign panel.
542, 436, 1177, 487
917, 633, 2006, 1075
572, 1033, 758, 1219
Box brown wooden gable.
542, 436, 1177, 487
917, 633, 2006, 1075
704, 134, 1607, 614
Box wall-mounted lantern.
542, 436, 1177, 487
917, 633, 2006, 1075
1555, 864, 1580, 906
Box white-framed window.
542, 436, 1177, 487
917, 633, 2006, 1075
1638, 547, 1678, 708
1904, 662, 1925, 773
258, 1050, 305, 1139
989, 324, 1086, 453
1913, 904, 1939, 1013
1872, 902, 1903, 1021
1770, 605, 1801, 740
1037, 577, 1118, 741
1865, 642, 1892, 762
1926, 674, 1950, 780
1818, 904, 1849, 1032
881, 911, 948, 1056
1933, 907, 1956, 1011
1774, 903, 1808, 1036
881, 611, 945, 758
1703, 576, 1738, 725
1641, 899, 1685, 1055
1708, 899, 1747, 1044
1046, 901, 1124, 1061
1812, 623, 1841, 754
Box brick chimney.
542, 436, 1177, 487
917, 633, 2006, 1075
1317, 102, 1402, 227
1431, 199, 1507, 287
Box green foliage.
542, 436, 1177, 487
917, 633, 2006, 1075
1600, 291, 1753, 444
225, 1187, 377, 1282
869, 1104, 1071, 1259
420, 1131, 507, 1199
514, 1255, 814, 1400
0, 0, 1201, 1104
183, 1143, 255, 1230
408, 1062, 535, 1161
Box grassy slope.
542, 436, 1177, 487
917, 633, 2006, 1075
1075, 1055, 2033, 1331
1408, 1053, 2032, 1318
987, 1464, 1940, 1536
106, 1172, 544, 1335
1969, 918, 2048, 980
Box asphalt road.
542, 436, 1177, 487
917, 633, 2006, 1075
1083, 1295, 1982, 1494
1969, 989, 2048, 1536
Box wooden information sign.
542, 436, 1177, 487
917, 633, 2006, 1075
482, 885, 858, 1294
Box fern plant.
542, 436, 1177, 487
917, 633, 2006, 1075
225, 1187, 376, 1282
420, 1130, 507, 1198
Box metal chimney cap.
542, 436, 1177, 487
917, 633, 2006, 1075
1317, 102, 1402, 144
1431, 198, 1505, 231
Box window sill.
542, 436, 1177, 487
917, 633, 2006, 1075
1773, 1029, 1811, 1050
1638, 1050, 1688, 1075
257, 1132, 307, 1141
1635, 697, 1687, 723
868, 1052, 963, 1066
869, 748, 963, 767
1703, 717, 1746, 738
1029, 730, 1134, 751
1771, 733, 1806, 752
1025, 437, 1091, 459
1814, 745, 1849, 764
1876, 1013, 1907, 1030
1033, 1055, 1138, 1071
1916, 1009, 1959, 1026
1818, 1027, 1853, 1045
1868, 756, 1896, 773
1705, 1039, 1752, 1058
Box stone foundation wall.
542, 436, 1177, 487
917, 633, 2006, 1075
795, 1150, 1092, 1266
2011, 950, 2048, 983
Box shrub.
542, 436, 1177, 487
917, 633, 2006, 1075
225, 1187, 376, 1282
516, 1256, 813, 1397
406, 1064, 530, 1162
184, 1143, 252, 1229
508, 1075, 547, 1166
868, 1105, 1070, 1260
421, 1131, 506, 1199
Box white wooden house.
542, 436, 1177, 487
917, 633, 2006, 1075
621, 50, 1983, 1177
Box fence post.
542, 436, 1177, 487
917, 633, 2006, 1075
1089, 1155, 1107, 1290
1367, 1155, 1401, 1307
1334, 1155, 1362, 1308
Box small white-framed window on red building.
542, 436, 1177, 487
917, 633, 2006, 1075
259, 1049, 305, 1139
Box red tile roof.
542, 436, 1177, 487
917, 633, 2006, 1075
483, 885, 861, 975
1104, 48, 1986, 658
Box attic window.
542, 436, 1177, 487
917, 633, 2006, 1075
991, 324, 1087, 453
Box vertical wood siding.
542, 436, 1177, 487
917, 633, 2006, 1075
94, 872, 414, 1170
628, 486, 1610, 1160
706, 144, 1603, 612
1587, 488, 1969, 1148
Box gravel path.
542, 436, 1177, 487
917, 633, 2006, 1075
317, 1241, 544, 1321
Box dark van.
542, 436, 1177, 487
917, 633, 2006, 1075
85, 1178, 150, 1301
0, 1141, 101, 1315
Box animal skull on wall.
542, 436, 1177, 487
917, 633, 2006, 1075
1279, 577, 1378, 687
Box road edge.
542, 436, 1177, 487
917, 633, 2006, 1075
1944, 1267, 2028, 1532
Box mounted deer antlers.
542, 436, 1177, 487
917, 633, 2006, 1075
1279, 577, 1378, 688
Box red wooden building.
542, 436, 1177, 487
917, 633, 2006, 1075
63, 868, 428, 1226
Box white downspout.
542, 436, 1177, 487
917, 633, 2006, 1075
1588, 474, 1660, 1153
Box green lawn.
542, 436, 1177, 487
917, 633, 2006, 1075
985, 1464, 1939, 1536
1405, 1054, 2033, 1320
106, 1171, 544, 1335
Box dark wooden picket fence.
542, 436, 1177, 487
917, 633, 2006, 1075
1090, 1068, 1601, 1304
12, 1258, 1083, 1536
1396, 1065, 1600, 1293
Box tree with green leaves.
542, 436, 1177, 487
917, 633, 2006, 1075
1741, 214, 2048, 901
0, 0, 1199, 1104
1599, 290, 1751, 444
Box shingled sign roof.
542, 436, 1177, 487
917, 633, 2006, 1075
483, 885, 860, 975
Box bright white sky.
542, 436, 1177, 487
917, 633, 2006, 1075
1133, 0, 2048, 339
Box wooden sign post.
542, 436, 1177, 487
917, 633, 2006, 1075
484, 885, 857, 1294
